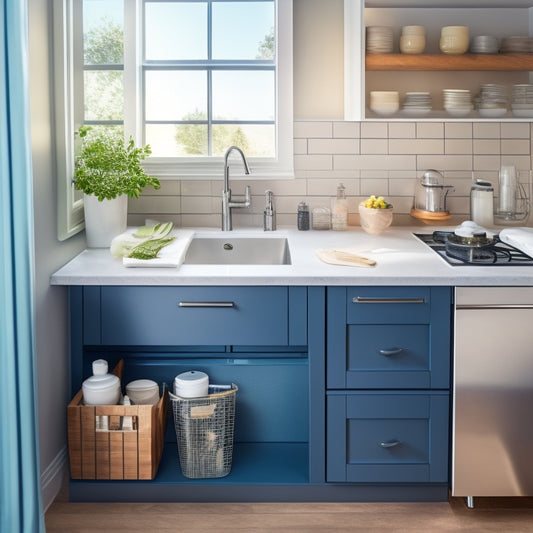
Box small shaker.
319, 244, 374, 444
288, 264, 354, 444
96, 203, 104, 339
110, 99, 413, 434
297, 202, 310, 230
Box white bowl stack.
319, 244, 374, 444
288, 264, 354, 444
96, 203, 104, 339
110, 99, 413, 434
402, 92, 432, 115
400, 25, 426, 54
443, 89, 473, 116
440, 26, 469, 55
369, 91, 400, 115
476, 84, 508, 117
366, 26, 394, 54
512, 84, 533, 117
470, 35, 499, 54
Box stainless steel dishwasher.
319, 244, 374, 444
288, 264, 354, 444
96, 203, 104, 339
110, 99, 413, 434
452, 287, 533, 508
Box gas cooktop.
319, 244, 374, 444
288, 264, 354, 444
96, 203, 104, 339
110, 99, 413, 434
414, 232, 533, 266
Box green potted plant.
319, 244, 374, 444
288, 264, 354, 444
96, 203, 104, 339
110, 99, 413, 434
73, 126, 160, 247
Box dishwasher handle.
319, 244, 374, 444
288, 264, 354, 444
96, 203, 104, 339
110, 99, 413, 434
456, 304, 533, 310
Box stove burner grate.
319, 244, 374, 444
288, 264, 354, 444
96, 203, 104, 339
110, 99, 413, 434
414, 232, 533, 266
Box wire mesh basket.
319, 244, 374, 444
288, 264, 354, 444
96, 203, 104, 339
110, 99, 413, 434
170, 384, 237, 479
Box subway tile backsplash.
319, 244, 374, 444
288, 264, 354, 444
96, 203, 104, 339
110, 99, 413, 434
129, 120, 533, 228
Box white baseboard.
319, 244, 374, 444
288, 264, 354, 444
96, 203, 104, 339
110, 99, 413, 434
41, 446, 68, 512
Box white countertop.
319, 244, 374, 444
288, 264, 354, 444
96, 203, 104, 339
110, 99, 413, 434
50, 226, 533, 286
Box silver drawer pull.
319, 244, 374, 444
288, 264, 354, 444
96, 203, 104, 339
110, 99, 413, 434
379, 348, 403, 356
380, 440, 401, 448
178, 302, 235, 308
353, 297, 425, 304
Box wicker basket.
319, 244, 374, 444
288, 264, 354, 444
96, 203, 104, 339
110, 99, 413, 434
170, 384, 237, 479
67, 359, 168, 480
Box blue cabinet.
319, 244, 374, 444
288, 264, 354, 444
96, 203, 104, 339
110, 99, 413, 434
68, 285, 327, 502
67, 283, 451, 501
326, 286, 451, 485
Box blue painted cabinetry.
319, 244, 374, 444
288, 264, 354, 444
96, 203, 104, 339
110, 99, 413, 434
326, 286, 452, 486
68, 285, 327, 502
67, 284, 451, 502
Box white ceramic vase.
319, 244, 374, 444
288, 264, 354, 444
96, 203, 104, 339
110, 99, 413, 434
83, 193, 128, 248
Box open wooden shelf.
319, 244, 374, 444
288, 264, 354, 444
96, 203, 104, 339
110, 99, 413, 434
366, 53, 533, 71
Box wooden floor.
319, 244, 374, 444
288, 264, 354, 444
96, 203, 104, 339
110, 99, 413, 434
45, 495, 533, 532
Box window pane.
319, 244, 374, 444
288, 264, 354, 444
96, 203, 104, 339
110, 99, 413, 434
145, 2, 207, 60
212, 71, 274, 121
146, 124, 208, 157
145, 71, 207, 121
82, 125, 124, 141
212, 124, 275, 157
84, 70, 124, 121
213, 1, 275, 60
83, 0, 123, 65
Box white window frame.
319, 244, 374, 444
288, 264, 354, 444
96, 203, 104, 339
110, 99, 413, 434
54, 0, 293, 240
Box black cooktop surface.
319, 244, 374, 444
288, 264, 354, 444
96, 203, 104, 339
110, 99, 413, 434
414, 232, 533, 266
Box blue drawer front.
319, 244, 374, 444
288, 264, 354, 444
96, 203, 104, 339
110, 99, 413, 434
98, 286, 290, 346
327, 286, 451, 390
346, 287, 431, 324
347, 324, 430, 388
327, 392, 449, 483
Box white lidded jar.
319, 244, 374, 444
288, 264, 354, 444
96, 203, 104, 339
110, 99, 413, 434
470, 179, 494, 228
126, 379, 160, 405
174, 370, 209, 398
82, 359, 121, 405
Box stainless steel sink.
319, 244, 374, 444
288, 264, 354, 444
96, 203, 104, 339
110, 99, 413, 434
183, 236, 291, 265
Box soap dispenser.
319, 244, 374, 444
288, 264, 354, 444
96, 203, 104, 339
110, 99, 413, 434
263, 189, 276, 231
332, 183, 348, 230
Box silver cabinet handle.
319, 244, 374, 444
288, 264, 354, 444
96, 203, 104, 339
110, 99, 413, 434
379, 348, 403, 356
380, 440, 401, 448
178, 302, 235, 308
353, 297, 425, 304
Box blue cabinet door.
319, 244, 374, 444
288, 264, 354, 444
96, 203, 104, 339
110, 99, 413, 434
90, 286, 304, 346
327, 391, 449, 483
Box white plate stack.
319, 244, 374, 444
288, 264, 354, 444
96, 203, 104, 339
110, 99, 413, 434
512, 84, 533, 117
443, 89, 473, 117
366, 26, 394, 54
476, 84, 508, 117
500, 36, 533, 53
470, 35, 499, 54
402, 92, 432, 115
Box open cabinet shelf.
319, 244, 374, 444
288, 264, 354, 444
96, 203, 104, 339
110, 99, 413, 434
366, 53, 533, 71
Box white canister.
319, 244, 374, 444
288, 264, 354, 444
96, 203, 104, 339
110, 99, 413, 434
174, 371, 209, 398
82, 359, 121, 405
126, 379, 160, 405
470, 179, 494, 228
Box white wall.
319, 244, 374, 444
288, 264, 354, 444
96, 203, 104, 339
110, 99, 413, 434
28, 0, 86, 510
293, 0, 344, 120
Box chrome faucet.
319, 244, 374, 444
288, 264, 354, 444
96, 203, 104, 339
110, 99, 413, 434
222, 146, 251, 231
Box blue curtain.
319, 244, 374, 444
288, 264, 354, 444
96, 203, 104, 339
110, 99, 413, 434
0, 0, 44, 532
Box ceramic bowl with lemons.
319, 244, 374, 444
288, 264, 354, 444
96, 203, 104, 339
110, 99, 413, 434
359, 195, 394, 235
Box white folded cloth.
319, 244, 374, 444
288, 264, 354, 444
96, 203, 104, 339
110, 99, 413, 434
499, 227, 533, 258
123, 230, 194, 268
